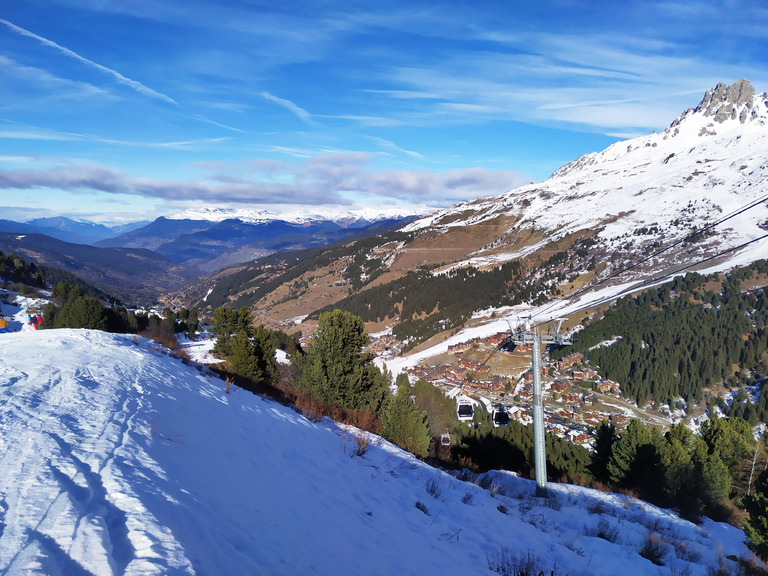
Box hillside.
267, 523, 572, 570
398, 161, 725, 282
99, 210, 419, 272
0, 232, 198, 305
192, 80, 768, 346
0, 325, 761, 575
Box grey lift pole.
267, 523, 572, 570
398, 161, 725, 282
511, 318, 572, 497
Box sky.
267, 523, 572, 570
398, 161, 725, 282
1, 0, 767, 224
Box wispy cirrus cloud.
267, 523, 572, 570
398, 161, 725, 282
0, 18, 180, 106
369, 137, 424, 160
0, 121, 232, 150
261, 91, 317, 125
0, 54, 108, 101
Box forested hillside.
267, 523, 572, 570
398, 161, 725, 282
556, 261, 768, 408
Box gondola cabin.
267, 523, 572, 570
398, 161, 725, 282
456, 395, 474, 422
492, 405, 510, 428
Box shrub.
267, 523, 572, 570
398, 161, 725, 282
639, 533, 667, 566
674, 541, 701, 563
585, 519, 620, 543
426, 477, 443, 499
415, 501, 430, 515
487, 548, 556, 576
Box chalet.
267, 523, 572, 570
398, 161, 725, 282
522, 367, 548, 382
567, 430, 591, 445
467, 378, 505, 392
485, 333, 508, 346
299, 335, 313, 347
572, 368, 599, 381
448, 340, 474, 354
555, 353, 583, 372
369, 336, 397, 355
610, 413, 629, 427
458, 358, 490, 372
551, 380, 569, 393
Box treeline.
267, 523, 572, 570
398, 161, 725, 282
43, 281, 199, 343
313, 259, 561, 350
1, 250, 118, 302
407, 378, 592, 479
204, 229, 413, 310
556, 264, 768, 405
314, 235, 605, 350
592, 416, 765, 523
0, 251, 46, 289
207, 230, 601, 350
208, 306, 433, 455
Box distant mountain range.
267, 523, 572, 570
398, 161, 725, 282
0, 232, 198, 305
0, 217, 147, 245
96, 211, 420, 273
0, 209, 421, 304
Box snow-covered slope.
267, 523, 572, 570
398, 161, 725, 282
0, 328, 760, 575
404, 79, 768, 272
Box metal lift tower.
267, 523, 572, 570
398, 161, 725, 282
510, 318, 572, 497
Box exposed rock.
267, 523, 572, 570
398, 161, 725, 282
695, 79, 756, 123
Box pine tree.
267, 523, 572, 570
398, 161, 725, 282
228, 330, 264, 381
297, 309, 388, 413
607, 419, 650, 486
591, 420, 617, 483
700, 453, 731, 504
382, 383, 430, 458
746, 469, 768, 559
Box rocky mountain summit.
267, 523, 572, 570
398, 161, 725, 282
692, 78, 762, 124
403, 79, 768, 286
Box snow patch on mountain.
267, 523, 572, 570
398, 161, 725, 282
403, 80, 768, 273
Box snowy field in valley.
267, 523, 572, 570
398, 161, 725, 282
0, 326, 762, 575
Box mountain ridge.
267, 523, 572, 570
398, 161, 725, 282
192, 80, 768, 351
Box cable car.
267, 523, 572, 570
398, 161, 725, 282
492, 405, 510, 428
456, 395, 474, 422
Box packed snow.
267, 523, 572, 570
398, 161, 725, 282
0, 324, 762, 575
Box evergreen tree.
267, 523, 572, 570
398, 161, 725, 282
54, 296, 108, 330
607, 419, 650, 486
700, 453, 732, 504
382, 383, 430, 458
296, 309, 388, 413
228, 330, 265, 381
212, 306, 254, 356
746, 469, 768, 559
591, 420, 617, 483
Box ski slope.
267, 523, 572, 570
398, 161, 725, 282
0, 328, 761, 575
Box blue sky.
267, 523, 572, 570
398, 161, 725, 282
1, 0, 766, 224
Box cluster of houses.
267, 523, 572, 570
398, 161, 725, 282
406, 363, 507, 393
405, 338, 634, 449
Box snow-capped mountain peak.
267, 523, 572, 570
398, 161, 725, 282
169, 205, 429, 226
403, 79, 768, 280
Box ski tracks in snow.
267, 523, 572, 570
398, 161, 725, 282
0, 331, 193, 575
